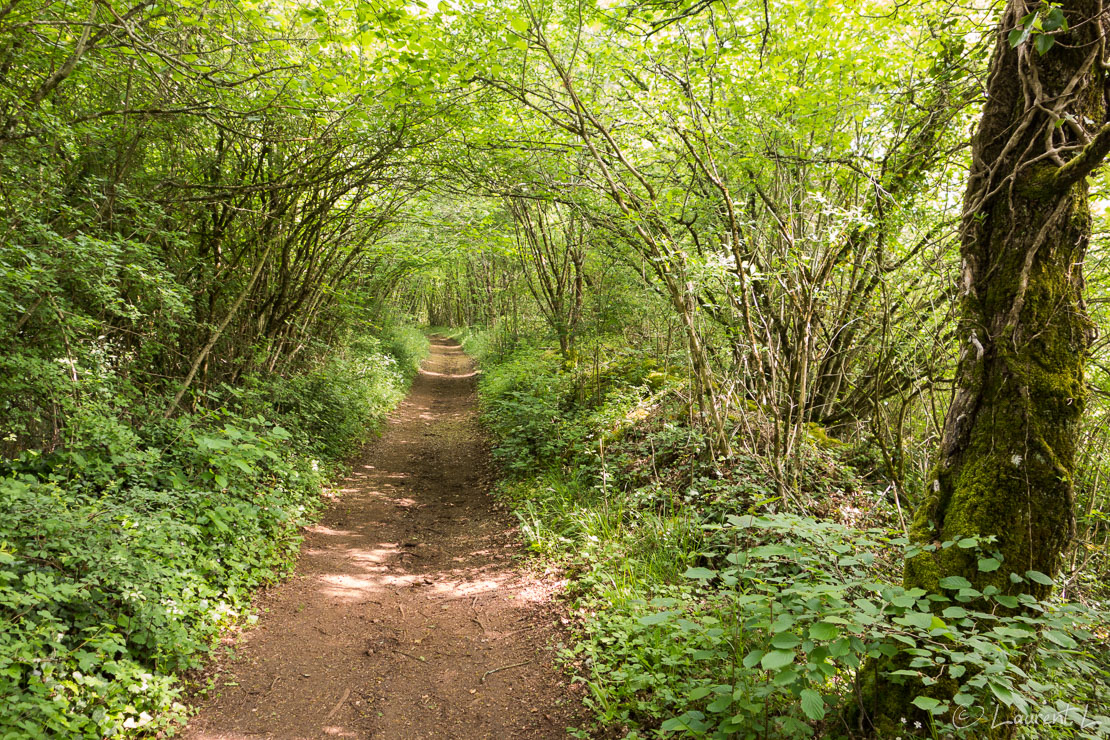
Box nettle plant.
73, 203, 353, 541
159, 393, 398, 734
573, 514, 1109, 739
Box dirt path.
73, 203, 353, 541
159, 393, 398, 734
184, 338, 586, 739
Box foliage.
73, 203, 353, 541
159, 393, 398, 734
478, 340, 1110, 739
0, 331, 424, 737
0, 0, 445, 451
477, 342, 575, 471
0, 2, 438, 729
5, 0, 1110, 735
235, 327, 428, 459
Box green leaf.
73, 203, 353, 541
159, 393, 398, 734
638, 611, 674, 626
978, 557, 1001, 572
809, 622, 839, 641
683, 567, 716, 581
760, 649, 795, 670
1025, 570, 1053, 586
939, 576, 972, 589
1008, 27, 1031, 48
799, 689, 826, 720
771, 632, 801, 649
1044, 630, 1077, 648
912, 695, 940, 712
688, 685, 714, 700
706, 695, 732, 713
1035, 34, 1056, 55
989, 681, 1017, 706
956, 587, 982, 601
770, 614, 796, 632
662, 713, 706, 732
897, 611, 934, 630
1043, 7, 1067, 32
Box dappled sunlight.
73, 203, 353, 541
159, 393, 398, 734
313, 540, 520, 602
306, 525, 356, 538
188, 723, 361, 739
178, 337, 579, 739
14, 0, 1104, 730
419, 368, 480, 379
428, 578, 507, 599
300, 519, 522, 604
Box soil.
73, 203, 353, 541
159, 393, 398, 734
183, 337, 588, 739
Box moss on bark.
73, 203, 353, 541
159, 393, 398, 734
857, 1, 1105, 734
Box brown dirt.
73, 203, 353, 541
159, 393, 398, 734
183, 337, 588, 739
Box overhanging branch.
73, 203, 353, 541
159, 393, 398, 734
1048, 120, 1110, 192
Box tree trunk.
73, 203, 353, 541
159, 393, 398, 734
865, 1, 1106, 734
164, 241, 276, 418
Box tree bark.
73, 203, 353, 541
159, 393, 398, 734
864, 1, 1107, 734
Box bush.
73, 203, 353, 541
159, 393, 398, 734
228, 328, 428, 461
475, 337, 1110, 740
0, 327, 426, 737
477, 344, 576, 473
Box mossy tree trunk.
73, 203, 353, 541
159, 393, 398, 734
865, 0, 1108, 735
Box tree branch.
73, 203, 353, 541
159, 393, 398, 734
1048, 120, 1110, 192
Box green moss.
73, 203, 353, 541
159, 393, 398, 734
804, 422, 845, 450
1015, 162, 1061, 199
644, 370, 681, 390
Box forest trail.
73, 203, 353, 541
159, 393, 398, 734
184, 337, 584, 739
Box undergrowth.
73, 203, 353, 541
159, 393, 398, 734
466, 324, 1110, 740
0, 326, 427, 738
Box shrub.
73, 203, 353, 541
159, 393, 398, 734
0, 327, 426, 737
475, 337, 1110, 740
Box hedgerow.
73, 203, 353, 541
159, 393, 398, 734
0, 328, 426, 737
471, 331, 1110, 740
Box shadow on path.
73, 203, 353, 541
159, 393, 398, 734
184, 337, 585, 739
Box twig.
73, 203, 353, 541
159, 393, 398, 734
392, 649, 425, 663
480, 660, 531, 684
889, 483, 909, 538
324, 688, 351, 722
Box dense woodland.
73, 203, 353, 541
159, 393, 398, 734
1, 0, 1109, 736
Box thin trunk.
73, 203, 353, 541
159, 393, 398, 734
164, 242, 275, 418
